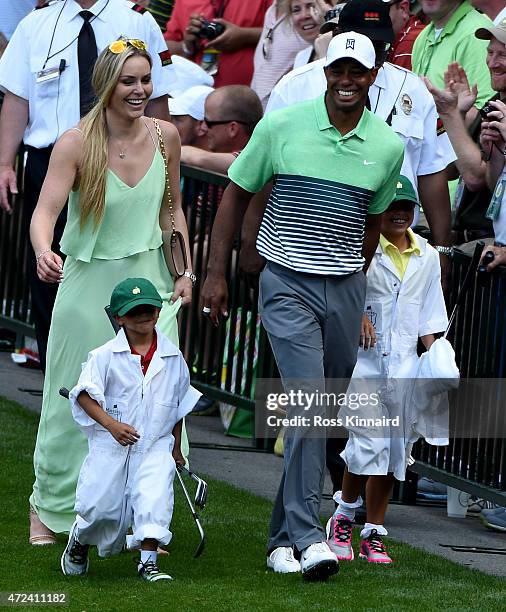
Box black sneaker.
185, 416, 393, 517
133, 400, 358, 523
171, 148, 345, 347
61, 522, 89, 576
138, 559, 173, 582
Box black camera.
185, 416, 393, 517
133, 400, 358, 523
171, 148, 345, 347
197, 20, 225, 40
479, 104, 492, 120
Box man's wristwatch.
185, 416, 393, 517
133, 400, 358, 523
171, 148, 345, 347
181, 270, 197, 286
434, 245, 454, 257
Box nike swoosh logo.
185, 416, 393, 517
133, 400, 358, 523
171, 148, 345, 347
363, 160, 376, 165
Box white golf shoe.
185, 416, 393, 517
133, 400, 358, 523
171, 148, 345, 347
266, 546, 301, 573
300, 541, 339, 581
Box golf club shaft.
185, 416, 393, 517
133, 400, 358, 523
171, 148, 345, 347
445, 242, 485, 338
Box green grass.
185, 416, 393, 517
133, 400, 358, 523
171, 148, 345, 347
0, 396, 505, 612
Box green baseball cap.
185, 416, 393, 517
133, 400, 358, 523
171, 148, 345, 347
110, 277, 163, 316
390, 175, 418, 207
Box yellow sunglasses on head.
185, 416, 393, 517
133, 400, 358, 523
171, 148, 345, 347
108, 39, 147, 54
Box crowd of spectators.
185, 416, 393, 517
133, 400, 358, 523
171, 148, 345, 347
1, 0, 506, 574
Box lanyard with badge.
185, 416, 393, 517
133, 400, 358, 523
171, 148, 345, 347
35, 0, 108, 136
486, 169, 506, 222
36, 0, 108, 83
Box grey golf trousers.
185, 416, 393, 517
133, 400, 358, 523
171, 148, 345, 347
259, 262, 365, 553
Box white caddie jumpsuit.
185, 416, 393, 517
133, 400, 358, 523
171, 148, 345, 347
69, 328, 201, 557
340, 235, 448, 480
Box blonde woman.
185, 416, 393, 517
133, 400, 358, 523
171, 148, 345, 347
28, 39, 192, 544
283, 0, 337, 68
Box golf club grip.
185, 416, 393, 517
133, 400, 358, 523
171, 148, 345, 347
59, 387, 70, 399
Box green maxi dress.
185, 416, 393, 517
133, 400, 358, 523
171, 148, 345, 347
30, 147, 185, 533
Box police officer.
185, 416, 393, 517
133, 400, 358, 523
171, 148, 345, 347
0, 0, 177, 370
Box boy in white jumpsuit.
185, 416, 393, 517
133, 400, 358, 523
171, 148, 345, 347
325, 177, 448, 564
61, 278, 201, 582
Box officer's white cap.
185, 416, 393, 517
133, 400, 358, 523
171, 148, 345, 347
169, 56, 214, 97
169, 85, 214, 120
324, 31, 376, 69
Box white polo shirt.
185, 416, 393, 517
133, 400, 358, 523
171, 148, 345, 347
0, 0, 177, 148
266, 58, 457, 202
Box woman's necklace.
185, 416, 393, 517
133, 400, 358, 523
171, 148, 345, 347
111, 127, 142, 159
114, 141, 129, 159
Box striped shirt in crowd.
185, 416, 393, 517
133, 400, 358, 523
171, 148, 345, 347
146, 0, 174, 31
250, 3, 308, 111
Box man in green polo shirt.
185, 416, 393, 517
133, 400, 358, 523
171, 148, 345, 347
412, 0, 494, 109
201, 31, 404, 581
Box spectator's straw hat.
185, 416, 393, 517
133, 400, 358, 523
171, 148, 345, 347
169, 56, 214, 97
475, 18, 506, 44
169, 85, 214, 120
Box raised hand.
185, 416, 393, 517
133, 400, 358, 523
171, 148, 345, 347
421, 76, 458, 116
444, 62, 477, 115
204, 19, 244, 53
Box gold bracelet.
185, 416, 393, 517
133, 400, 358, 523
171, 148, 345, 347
35, 249, 50, 262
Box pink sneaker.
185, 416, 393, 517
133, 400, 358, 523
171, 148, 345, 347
325, 514, 354, 561
359, 530, 393, 564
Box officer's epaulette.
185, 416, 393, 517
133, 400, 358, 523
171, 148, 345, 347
387, 62, 416, 77
131, 2, 148, 14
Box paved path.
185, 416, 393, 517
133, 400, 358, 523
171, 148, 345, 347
1, 351, 505, 577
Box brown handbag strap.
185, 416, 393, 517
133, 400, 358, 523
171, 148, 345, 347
152, 117, 176, 235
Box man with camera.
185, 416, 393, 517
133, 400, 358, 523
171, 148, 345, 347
423, 19, 506, 254
165, 0, 270, 87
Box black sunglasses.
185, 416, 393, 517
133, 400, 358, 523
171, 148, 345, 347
203, 118, 250, 128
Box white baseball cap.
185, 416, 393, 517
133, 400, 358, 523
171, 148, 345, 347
169, 56, 214, 97
169, 85, 214, 120
324, 31, 376, 69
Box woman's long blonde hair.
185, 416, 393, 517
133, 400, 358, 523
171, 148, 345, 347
78, 41, 152, 229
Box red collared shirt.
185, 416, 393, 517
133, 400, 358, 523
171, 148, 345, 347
164, 0, 270, 87
130, 333, 158, 376
388, 15, 426, 71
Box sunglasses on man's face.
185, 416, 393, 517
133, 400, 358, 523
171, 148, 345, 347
203, 118, 249, 129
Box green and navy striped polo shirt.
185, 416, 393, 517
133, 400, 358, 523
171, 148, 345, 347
228, 93, 404, 276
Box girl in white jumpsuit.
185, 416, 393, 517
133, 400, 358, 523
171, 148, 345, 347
326, 177, 449, 565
